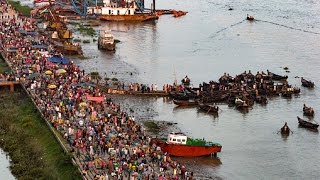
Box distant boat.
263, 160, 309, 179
301, 77, 314, 88
297, 116, 319, 129
280, 122, 290, 135
98, 31, 115, 51
96, 0, 159, 22
154, 132, 222, 157
247, 14, 254, 21
173, 99, 198, 106
303, 104, 315, 117
198, 103, 219, 113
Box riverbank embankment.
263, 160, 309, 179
0, 0, 192, 179
0, 90, 81, 179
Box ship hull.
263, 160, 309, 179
98, 43, 115, 51
159, 142, 222, 157
99, 14, 159, 22
98, 38, 115, 51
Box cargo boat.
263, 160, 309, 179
98, 30, 115, 51
88, 0, 159, 21
100, 13, 159, 21
155, 132, 222, 157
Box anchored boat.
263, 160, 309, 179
297, 116, 319, 129
98, 31, 115, 51
96, 0, 159, 21
155, 132, 222, 157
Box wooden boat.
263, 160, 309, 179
281, 90, 293, 98
53, 41, 82, 55
246, 14, 254, 21
235, 97, 252, 108
154, 132, 222, 157
236, 103, 249, 109
98, 31, 115, 51
301, 77, 314, 88
297, 116, 319, 129
303, 104, 314, 117
280, 122, 290, 135
198, 103, 219, 113
293, 87, 300, 94
169, 92, 190, 101
173, 99, 198, 106
173, 10, 188, 18
268, 72, 288, 81
255, 95, 267, 104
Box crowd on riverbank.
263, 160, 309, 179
107, 81, 177, 94
0, 1, 193, 179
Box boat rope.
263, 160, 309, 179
209, 19, 246, 38
255, 19, 320, 35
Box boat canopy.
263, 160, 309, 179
47, 55, 70, 65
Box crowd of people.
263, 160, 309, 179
0, 2, 194, 179
109, 81, 177, 94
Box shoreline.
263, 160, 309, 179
0, 1, 193, 179
0, 56, 81, 179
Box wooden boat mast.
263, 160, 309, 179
173, 64, 177, 86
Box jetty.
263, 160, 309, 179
0, 1, 192, 179
106, 88, 169, 97
0, 81, 20, 91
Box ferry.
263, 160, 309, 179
155, 132, 222, 157
98, 30, 115, 51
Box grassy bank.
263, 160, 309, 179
0, 60, 11, 73
0, 91, 81, 179
77, 24, 96, 37
8, 0, 32, 17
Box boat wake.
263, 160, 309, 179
255, 19, 320, 35
209, 19, 246, 38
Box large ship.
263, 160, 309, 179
155, 132, 222, 157
87, 0, 159, 21
98, 30, 115, 51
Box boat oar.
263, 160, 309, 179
207, 106, 211, 113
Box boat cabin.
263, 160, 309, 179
167, 132, 187, 145
101, 0, 136, 15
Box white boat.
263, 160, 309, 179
87, 0, 159, 22
98, 30, 115, 51
33, 0, 54, 7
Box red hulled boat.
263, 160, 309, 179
155, 132, 222, 157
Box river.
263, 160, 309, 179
0, 149, 14, 180
23, 0, 320, 179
